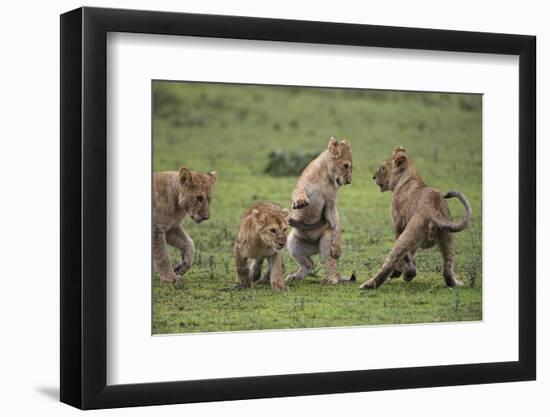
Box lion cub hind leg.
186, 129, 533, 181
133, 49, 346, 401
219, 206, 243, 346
153, 227, 178, 284
320, 228, 341, 285
438, 234, 464, 287
256, 258, 273, 284
286, 232, 317, 282
250, 258, 264, 282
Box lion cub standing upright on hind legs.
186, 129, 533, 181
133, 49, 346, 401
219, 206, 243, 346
286, 137, 353, 285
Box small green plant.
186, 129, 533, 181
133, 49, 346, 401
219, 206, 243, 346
208, 255, 216, 279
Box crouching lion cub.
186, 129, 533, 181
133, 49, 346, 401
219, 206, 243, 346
153, 166, 218, 283
286, 137, 352, 285
234, 202, 290, 291
360, 146, 472, 290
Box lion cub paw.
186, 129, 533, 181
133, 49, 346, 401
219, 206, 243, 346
159, 272, 178, 284
271, 281, 288, 292
390, 269, 402, 279
321, 277, 339, 285
174, 261, 191, 276
292, 192, 310, 209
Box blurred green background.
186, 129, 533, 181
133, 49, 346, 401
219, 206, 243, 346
152, 81, 482, 334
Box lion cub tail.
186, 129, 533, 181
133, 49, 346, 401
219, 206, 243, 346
433, 190, 472, 233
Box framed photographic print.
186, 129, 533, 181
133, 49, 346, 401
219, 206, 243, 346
60, 6, 536, 410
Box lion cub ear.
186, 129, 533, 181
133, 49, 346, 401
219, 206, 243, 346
393, 145, 406, 155
328, 137, 341, 157
207, 170, 218, 184
394, 153, 408, 170
178, 166, 193, 185
280, 208, 291, 221
252, 209, 265, 225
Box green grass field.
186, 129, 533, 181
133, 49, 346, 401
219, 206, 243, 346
152, 81, 482, 334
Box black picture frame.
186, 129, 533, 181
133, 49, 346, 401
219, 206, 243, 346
60, 6, 536, 410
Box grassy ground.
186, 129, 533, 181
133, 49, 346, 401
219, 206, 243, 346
152, 81, 482, 334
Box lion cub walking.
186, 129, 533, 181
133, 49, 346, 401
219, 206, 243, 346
360, 146, 472, 290
234, 202, 290, 291
286, 137, 352, 285
153, 166, 218, 283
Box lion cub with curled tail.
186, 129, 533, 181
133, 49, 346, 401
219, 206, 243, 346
153, 166, 218, 284
286, 137, 353, 285
360, 146, 472, 290
234, 202, 290, 291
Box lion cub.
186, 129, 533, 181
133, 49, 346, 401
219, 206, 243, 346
360, 146, 472, 290
234, 202, 290, 291
153, 166, 218, 283
286, 137, 352, 285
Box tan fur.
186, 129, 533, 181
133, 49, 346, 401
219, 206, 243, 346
234, 202, 290, 291
286, 137, 353, 284
360, 146, 472, 290
153, 166, 218, 283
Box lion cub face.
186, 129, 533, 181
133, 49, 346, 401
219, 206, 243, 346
373, 146, 409, 192
252, 206, 290, 252
326, 137, 353, 187
177, 166, 218, 223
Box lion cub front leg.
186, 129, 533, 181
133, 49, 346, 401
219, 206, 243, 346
391, 253, 417, 280
360, 219, 421, 290
234, 243, 252, 289
268, 252, 287, 291
153, 226, 178, 284
167, 226, 196, 276
438, 234, 464, 287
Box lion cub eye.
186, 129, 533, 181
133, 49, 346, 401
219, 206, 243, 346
197, 196, 204, 203
344, 162, 351, 170
269, 228, 277, 234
